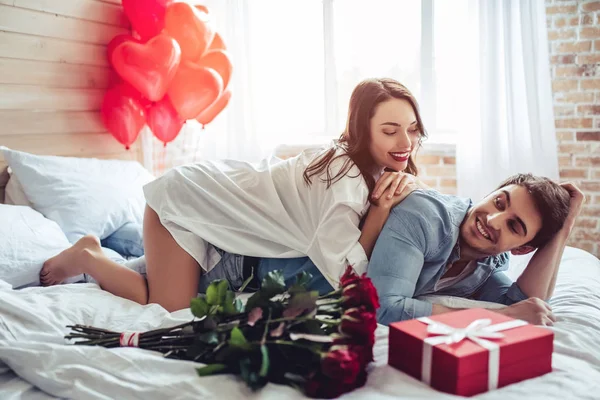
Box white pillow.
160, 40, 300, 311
5, 173, 32, 207
0, 204, 71, 288
0, 147, 154, 243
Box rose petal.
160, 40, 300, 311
270, 322, 285, 337
247, 307, 263, 327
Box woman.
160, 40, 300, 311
40, 78, 428, 312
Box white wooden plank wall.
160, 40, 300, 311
0, 0, 144, 168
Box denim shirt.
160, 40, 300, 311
368, 190, 528, 325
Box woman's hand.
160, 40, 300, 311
371, 171, 423, 202
371, 183, 419, 211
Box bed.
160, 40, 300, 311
1, 155, 600, 399
0, 246, 599, 400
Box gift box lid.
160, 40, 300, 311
389, 308, 554, 379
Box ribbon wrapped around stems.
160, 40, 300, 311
120, 331, 141, 347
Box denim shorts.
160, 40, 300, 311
90, 248, 331, 295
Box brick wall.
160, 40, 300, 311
546, 0, 600, 257
414, 146, 457, 195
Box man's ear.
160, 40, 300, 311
511, 245, 535, 256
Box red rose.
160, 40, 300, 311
342, 276, 380, 311
348, 344, 374, 365
340, 306, 377, 346
354, 370, 368, 388
340, 265, 361, 287
305, 373, 349, 399
321, 349, 361, 384
332, 338, 374, 365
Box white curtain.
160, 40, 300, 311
162, 0, 268, 163
178, 0, 429, 163
456, 0, 559, 200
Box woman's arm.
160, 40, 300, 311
360, 171, 420, 258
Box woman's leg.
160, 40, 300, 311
41, 206, 202, 312
143, 205, 201, 312
40, 235, 149, 304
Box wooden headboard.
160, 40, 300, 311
0, 0, 143, 171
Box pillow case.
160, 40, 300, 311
0, 204, 71, 288
5, 173, 32, 207
0, 204, 131, 288
0, 147, 154, 243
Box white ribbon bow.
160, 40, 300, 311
417, 317, 527, 391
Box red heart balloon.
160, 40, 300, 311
107, 34, 141, 64
147, 96, 185, 146
122, 0, 173, 41
197, 50, 232, 90
101, 84, 146, 150
168, 62, 223, 119
107, 78, 153, 110
197, 89, 231, 126
165, 2, 215, 61
208, 32, 227, 52
111, 33, 181, 102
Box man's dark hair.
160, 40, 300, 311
496, 173, 570, 248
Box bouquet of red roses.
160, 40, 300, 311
66, 266, 380, 398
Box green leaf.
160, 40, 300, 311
230, 327, 247, 347
288, 271, 313, 294
259, 345, 269, 377
235, 298, 244, 313
190, 297, 209, 318
261, 270, 286, 296
206, 281, 220, 305
206, 280, 229, 306
295, 271, 312, 287
196, 363, 228, 377
289, 291, 318, 311
222, 291, 237, 315
217, 280, 228, 305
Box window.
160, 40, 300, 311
204, 0, 473, 150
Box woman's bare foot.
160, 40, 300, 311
40, 235, 103, 286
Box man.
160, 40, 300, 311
256, 173, 584, 327
365, 173, 583, 326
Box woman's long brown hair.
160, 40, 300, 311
303, 78, 427, 196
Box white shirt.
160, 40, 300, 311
143, 146, 370, 287
434, 261, 478, 291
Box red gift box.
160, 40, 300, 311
388, 308, 553, 397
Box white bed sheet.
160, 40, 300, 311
0, 247, 599, 400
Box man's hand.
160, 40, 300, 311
496, 298, 556, 326
560, 182, 585, 232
